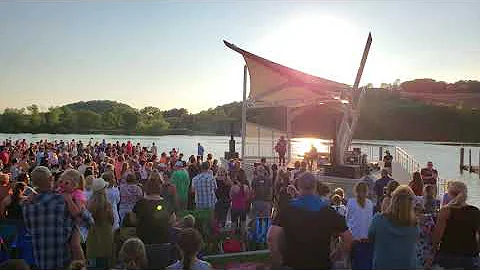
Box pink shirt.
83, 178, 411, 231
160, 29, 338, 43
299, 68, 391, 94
72, 189, 87, 204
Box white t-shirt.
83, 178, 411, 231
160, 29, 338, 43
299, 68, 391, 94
346, 198, 374, 240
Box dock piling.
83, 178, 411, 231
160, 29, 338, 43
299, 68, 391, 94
460, 147, 465, 173
469, 149, 472, 173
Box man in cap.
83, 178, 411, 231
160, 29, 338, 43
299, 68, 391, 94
268, 172, 352, 269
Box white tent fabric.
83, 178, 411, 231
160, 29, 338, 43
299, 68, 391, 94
224, 40, 351, 108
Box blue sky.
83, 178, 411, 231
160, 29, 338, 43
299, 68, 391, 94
0, 1, 479, 112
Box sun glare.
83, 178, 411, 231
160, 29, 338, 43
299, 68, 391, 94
256, 15, 363, 84
292, 138, 331, 159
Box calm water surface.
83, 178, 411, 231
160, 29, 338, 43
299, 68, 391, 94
1, 134, 479, 206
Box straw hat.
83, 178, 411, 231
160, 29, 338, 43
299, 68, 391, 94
91, 178, 109, 193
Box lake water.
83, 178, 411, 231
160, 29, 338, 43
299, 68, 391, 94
1, 133, 479, 206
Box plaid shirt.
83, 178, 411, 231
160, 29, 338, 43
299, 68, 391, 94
23, 191, 79, 270
192, 172, 217, 209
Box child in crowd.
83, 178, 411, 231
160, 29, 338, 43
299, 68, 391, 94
114, 212, 137, 264
415, 201, 435, 269
57, 169, 88, 261
423, 184, 441, 216
331, 194, 347, 217
167, 228, 212, 270
333, 187, 347, 205
115, 237, 148, 270
380, 180, 400, 213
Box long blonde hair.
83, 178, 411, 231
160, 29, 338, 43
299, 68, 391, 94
60, 169, 85, 190
447, 181, 467, 208
354, 182, 368, 208
386, 185, 416, 226
88, 189, 111, 224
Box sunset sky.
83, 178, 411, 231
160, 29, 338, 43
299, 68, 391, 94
0, 1, 479, 112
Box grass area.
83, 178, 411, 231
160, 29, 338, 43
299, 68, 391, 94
206, 251, 271, 268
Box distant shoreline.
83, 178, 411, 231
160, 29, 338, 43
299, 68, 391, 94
1, 132, 480, 146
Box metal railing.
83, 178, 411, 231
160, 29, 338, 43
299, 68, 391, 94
393, 146, 420, 174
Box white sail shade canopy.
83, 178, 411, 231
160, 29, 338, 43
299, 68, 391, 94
224, 40, 352, 109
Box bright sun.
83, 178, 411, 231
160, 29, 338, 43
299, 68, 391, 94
256, 15, 380, 85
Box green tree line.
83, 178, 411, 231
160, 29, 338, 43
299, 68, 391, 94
1, 79, 479, 141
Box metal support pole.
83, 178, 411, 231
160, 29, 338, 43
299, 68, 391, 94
286, 107, 292, 165
241, 65, 247, 160
460, 147, 465, 173
379, 146, 383, 161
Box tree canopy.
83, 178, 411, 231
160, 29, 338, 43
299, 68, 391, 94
1, 78, 479, 142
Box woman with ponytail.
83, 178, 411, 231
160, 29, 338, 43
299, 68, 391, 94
167, 228, 212, 270
347, 182, 374, 270
432, 181, 480, 270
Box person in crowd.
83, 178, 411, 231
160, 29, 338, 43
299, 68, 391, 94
151, 142, 158, 157
155, 170, 177, 211
0, 259, 31, 270
374, 169, 393, 211
251, 165, 273, 218
230, 160, 247, 187
119, 173, 143, 224
113, 211, 137, 256
423, 184, 440, 216
273, 170, 293, 218
211, 159, 219, 176
133, 177, 175, 245
268, 172, 353, 269
167, 228, 212, 270
86, 178, 114, 268
0, 182, 26, 220
414, 199, 435, 270
114, 238, 148, 270
316, 181, 331, 202
293, 162, 308, 185
197, 143, 205, 162
102, 170, 120, 230
57, 169, 88, 262
441, 181, 452, 206
23, 166, 91, 270
432, 181, 480, 270
369, 185, 419, 270
0, 173, 11, 207
230, 172, 250, 235
191, 161, 217, 210
170, 161, 191, 211
381, 180, 400, 213
333, 187, 347, 205
409, 171, 424, 196
214, 167, 231, 228
383, 150, 393, 174
347, 182, 374, 270
331, 194, 346, 217
421, 161, 438, 186
275, 136, 287, 167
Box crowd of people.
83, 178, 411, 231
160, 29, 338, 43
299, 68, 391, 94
268, 161, 480, 270
0, 138, 478, 270
0, 138, 233, 270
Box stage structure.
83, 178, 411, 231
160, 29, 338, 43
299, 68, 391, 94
224, 33, 372, 166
